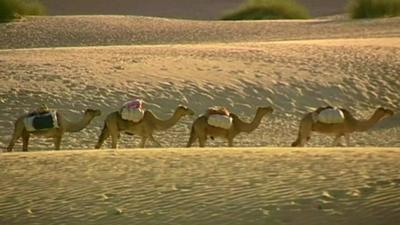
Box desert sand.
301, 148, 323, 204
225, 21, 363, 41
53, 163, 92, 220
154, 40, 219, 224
1, 148, 400, 225
40, 0, 348, 19
0, 16, 399, 149
0, 11, 399, 225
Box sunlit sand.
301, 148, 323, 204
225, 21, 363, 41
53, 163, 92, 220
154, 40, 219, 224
0, 6, 399, 225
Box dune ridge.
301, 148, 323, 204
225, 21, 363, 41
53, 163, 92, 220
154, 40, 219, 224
40, 0, 348, 19
0, 16, 400, 49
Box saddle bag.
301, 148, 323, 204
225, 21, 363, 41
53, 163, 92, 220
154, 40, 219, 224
121, 107, 145, 122
120, 99, 145, 122
317, 108, 345, 124
207, 114, 233, 129
24, 111, 59, 132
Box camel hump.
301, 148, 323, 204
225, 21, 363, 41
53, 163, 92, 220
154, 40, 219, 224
206, 106, 230, 116
316, 107, 345, 124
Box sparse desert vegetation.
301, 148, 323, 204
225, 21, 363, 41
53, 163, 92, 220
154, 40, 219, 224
348, 0, 400, 18
221, 0, 310, 20
0, 0, 46, 22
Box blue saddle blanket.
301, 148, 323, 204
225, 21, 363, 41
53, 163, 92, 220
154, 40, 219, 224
24, 111, 59, 131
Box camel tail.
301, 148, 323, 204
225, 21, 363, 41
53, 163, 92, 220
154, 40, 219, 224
95, 122, 109, 149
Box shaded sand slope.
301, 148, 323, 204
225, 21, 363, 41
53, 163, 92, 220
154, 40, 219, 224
1, 16, 400, 49
0, 148, 399, 225
40, 0, 347, 19
1, 37, 399, 150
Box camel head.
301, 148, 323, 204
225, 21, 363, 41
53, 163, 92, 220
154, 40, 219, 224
84, 109, 102, 117
375, 107, 394, 119
176, 105, 195, 117
257, 106, 274, 115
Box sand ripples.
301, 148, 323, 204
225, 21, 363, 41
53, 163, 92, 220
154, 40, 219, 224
0, 149, 399, 225
1, 38, 399, 150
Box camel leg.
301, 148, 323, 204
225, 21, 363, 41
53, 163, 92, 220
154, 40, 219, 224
139, 136, 148, 148
22, 130, 30, 152
292, 128, 311, 147
7, 132, 21, 152
95, 124, 110, 149
54, 135, 62, 150
6, 125, 24, 152
198, 135, 206, 147
227, 137, 234, 147
110, 132, 119, 149
332, 135, 343, 147
299, 128, 312, 147
292, 115, 313, 147
105, 119, 120, 149
344, 134, 351, 147
186, 127, 197, 147
149, 135, 162, 147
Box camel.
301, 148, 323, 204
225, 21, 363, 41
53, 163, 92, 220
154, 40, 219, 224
186, 106, 273, 147
291, 106, 394, 147
95, 105, 194, 149
6, 108, 101, 152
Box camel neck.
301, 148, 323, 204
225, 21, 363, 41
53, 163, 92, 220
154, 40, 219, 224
152, 109, 183, 130
235, 109, 266, 133
354, 111, 384, 132
65, 113, 94, 132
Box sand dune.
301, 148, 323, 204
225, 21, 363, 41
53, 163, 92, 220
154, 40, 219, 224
0, 148, 399, 225
40, 0, 348, 19
1, 36, 399, 150
1, 14, 399, 225
1, 16, 399, 49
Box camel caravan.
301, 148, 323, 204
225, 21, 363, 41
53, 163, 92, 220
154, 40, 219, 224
4, 99, 394, 152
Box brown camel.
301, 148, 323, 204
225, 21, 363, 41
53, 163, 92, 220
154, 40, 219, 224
291, 107, 394, 147
6, 109, 101, 152
186, 106, 273, 147
95, 105, 194, 149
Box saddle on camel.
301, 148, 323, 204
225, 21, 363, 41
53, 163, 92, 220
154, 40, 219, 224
313, 106, 345, 124
206, 106, 233, 130
120, 98, 145, 122
24, 104, 59, 131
